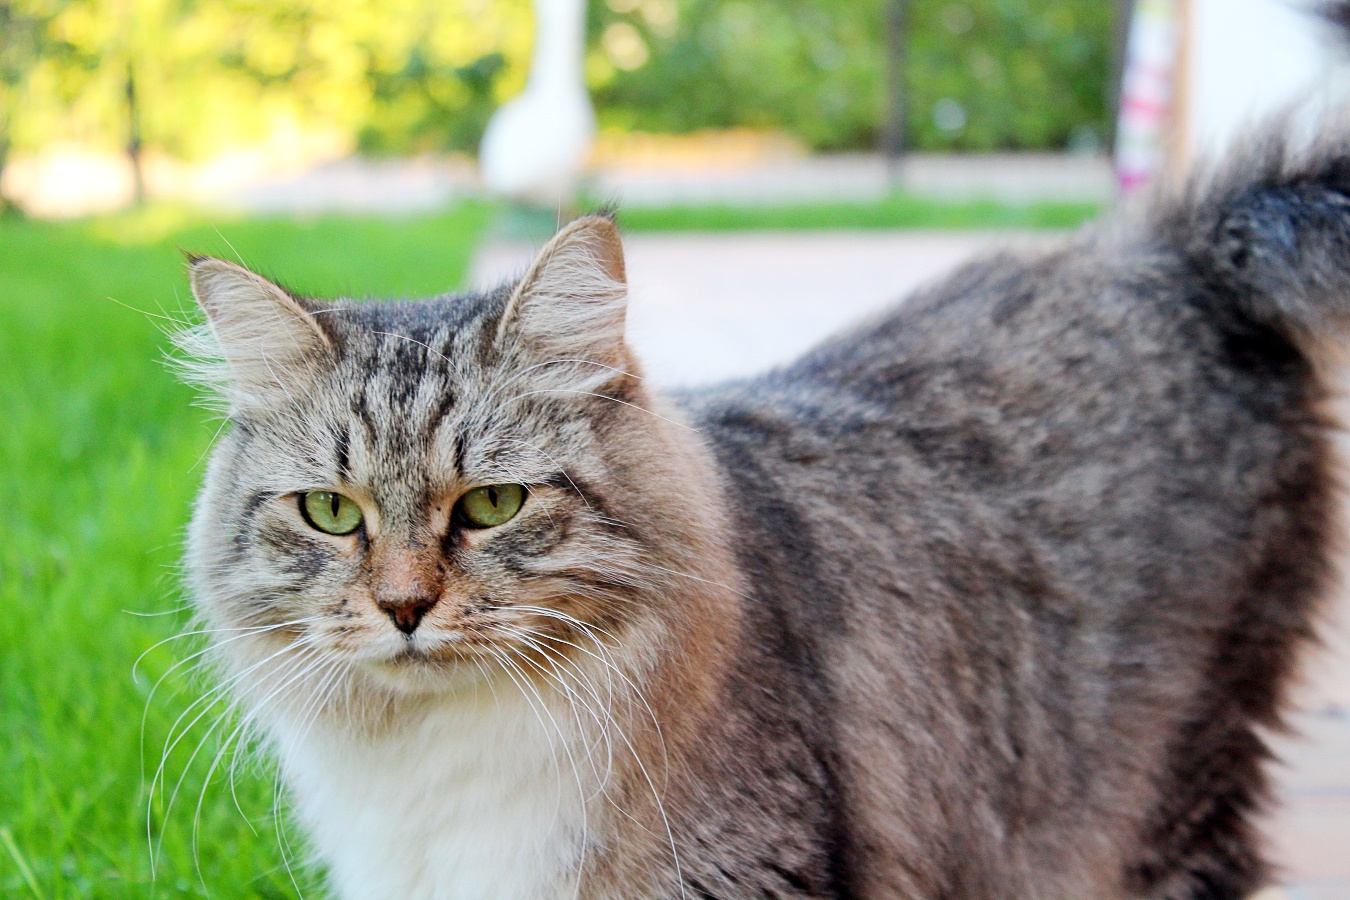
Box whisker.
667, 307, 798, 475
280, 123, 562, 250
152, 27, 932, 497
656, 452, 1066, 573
484, 645, 573, 828
147, 636, 316, 871
486, 610, 684, 895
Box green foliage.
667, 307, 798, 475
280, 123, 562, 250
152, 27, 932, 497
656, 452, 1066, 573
0, 204, 491, 897
4, 0, 533, 161
588, 0, 888, 150
589, 0, 1116, 152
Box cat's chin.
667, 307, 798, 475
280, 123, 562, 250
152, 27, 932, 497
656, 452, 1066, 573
359, 644, 489, 696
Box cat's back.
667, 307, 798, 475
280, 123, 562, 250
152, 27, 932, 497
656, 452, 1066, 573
684, 227, 1299, 606
688, 222, 1320, 623
679, 220, 1338, 896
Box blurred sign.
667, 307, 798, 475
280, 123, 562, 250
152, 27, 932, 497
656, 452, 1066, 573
1115, 0, 1182, 195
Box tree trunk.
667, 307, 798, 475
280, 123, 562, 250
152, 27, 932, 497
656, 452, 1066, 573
881, 0, 907, 187
125, 60, 145, 206
0, 124, 15, 217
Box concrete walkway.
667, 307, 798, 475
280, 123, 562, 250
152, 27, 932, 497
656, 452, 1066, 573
198, 152, 1113, 216
6, 149, 1113, 218
472, 230, 1350, 897
589, 152, 1113, 207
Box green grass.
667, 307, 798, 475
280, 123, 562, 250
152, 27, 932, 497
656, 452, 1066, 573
607, 193, 1102, 232
0, 203, 493, 898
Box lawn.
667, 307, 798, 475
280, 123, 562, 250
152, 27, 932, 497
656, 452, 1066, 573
0, 194, 1092, 898
0, 203, 494, 898
611, 194, 1101, 232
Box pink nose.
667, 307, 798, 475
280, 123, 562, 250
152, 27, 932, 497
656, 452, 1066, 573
378, 596, 437, 635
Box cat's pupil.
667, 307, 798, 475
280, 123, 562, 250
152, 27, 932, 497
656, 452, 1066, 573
487, 486, 498, 507
330, 493, 340, 517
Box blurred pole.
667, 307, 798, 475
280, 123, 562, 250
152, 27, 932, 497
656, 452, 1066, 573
881, 0, 907, 190
1168, 0, 1192, 174
125, 60, 144, 206
0, 118, 12, 217
1108, 0, 1138, 148
479, 0, 594, 212
0, 127, 11, 217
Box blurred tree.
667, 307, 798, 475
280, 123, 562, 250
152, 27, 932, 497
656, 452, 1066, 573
587, 0, 887, 150
2, 0, 1120, 192
0, 2, 22, 214
1, 0, 533, 177
0, 0, 53, 215
590, 0, 1117, 153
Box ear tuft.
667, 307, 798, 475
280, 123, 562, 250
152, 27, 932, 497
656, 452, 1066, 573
497, 215, 630, 368
182, 257, 332, 410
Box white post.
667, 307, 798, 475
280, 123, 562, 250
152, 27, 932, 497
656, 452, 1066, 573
479, 0, 596, 206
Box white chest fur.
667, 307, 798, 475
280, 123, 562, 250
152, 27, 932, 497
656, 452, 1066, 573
274, 684, 599, 900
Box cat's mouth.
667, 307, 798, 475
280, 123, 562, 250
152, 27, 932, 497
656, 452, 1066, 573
369, 645, 461, 683
383, 644, 443, 666
376, 635, 475, 669
362, 635, 515, 694
361, 624, 533, 679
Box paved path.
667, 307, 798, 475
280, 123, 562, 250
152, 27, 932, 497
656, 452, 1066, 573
472, 230, 1350, 897
8, 148, 1114, 217
589, 152, 1113, 207
201, 152, 1113, 216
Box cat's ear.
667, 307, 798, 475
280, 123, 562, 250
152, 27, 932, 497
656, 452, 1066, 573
496, 215, 630, 368
186, 256, 332, 407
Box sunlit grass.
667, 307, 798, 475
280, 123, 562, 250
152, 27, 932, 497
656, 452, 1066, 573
0, 203, 493, 898
611, 194, 1102, 232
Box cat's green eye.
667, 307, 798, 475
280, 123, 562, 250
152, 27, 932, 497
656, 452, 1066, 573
300, 491, 364, 536
457, 483, 526, 529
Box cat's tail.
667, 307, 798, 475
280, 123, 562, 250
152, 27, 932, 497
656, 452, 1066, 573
1151, 0, 1350, 355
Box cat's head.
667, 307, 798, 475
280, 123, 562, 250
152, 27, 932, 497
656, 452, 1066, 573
181, 216, 734, 709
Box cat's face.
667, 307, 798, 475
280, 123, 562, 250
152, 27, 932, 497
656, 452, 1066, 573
183, 218, 707, 702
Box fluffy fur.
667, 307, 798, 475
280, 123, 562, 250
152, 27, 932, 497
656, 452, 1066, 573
182, 119, 1350, 899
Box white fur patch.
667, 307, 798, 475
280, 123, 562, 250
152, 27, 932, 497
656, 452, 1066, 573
275, 682, 602, 900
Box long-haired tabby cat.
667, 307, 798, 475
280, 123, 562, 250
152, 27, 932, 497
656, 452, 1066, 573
178, 117, 1350, 900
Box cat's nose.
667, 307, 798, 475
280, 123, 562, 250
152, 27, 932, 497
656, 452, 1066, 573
378, 595, 437, 635
372, 545, 443, 635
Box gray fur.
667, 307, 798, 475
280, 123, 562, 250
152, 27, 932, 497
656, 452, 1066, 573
180, 121, 1350, 899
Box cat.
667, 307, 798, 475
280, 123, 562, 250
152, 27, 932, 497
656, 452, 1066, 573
178, 96, 1350, 900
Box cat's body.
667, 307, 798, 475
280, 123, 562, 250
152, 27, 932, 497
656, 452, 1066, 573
182, 123, 1350, 898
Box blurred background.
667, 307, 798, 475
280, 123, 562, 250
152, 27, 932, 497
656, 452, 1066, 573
2, 0, 1348, 897
0, 0, 1121, 216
